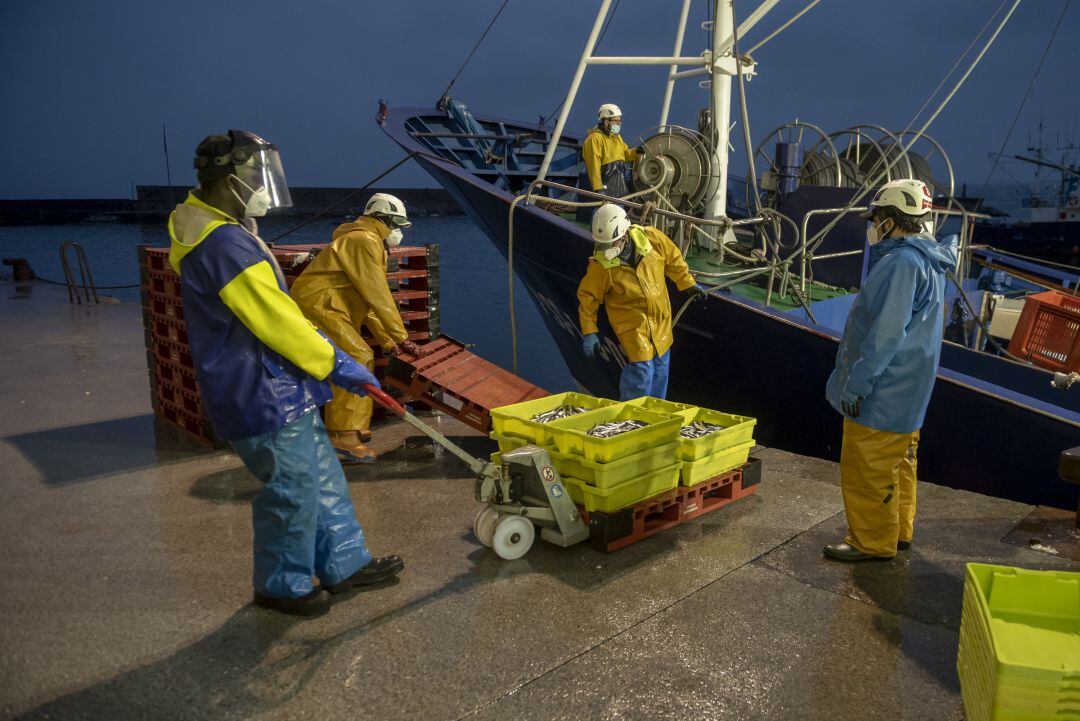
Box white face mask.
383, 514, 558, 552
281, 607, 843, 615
866, 219, 891, 245
609, 123, 621, 135
600, 238, 626, 259
386, 228, 403, 247
230, 175, 271, 218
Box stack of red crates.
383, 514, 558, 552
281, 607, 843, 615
138, 243, 440, 446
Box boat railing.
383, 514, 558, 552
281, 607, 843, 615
796, 205, 993, 292
59, 241, 98, 305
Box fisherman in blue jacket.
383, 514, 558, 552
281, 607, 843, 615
168, 130, 403, 615
823, 179, 958, 562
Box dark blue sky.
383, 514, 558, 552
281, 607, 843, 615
2, 0, 1077, 199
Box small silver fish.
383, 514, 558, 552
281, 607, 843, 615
679, 421, 724, 439
531, 405, 588, 423
587, 420, 648, 438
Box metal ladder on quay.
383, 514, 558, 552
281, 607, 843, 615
59, 241, 99, 304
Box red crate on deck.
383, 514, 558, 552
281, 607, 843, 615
1008, 290, 1080, 373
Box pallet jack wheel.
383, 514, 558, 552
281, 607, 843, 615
491, 514, 535, 560
473, 506, 499, 547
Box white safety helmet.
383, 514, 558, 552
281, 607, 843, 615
364, 192, 411, 227
860, 179, 933, 220
591, 203, 631, 244
597, 103, 622, 120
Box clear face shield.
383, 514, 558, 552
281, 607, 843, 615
234, 146, 292, 210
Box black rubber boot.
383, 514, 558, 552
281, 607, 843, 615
897, 540, 912, 551
823, 542, 893, 562
253, 588, 331, 617
326, 555, 405, 594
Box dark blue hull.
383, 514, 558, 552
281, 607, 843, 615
383, 108, 1080, 510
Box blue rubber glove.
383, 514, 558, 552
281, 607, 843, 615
583, 333, 600, 358
688, 283, 708, 299
329, 346, 380, 396
839, 387, 863, 418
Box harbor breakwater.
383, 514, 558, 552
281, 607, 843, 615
0, 186, 464, 225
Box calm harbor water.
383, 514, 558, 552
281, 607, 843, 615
0, 215, 575, 392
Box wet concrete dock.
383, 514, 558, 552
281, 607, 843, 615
1, 280, 1076, 721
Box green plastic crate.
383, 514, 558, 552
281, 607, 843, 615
677, 407, 757, 461
563, 463, 680, 512
545, 404, 682, 463
958, 563, 1080, 721
679, 440, 755, 486
490, 392, 616, 446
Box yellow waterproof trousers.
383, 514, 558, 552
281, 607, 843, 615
840, 418, 920, 557
317, 308, 375, 434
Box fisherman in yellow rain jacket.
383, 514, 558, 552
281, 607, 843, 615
291, 194, 424, 464
576, 103, 643, 222
577, 203, 706, 400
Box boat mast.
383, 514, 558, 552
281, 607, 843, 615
535, 0, 771, 220
705, 0, 735, 221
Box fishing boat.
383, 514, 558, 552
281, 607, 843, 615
380, 1, 1080, 509
973, 138, 1080, 266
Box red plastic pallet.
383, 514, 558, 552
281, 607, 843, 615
582, 460, 761, 553
153, 397, 220, 447
384, 337, 548, 433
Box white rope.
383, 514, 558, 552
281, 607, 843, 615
746, 0, 821, 56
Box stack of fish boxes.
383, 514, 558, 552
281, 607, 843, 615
138, 243, 439, 445
958, 563, 1080, 721
490, 393, 756, 513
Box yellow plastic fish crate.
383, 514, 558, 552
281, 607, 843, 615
958, 563, 1080, 721
490, 392, 616, 446
625, 396, 697, 422
563, 463, 681, 513
491, 434, 681, 489
679, 440, 755, 486
545, 404, 682, 463
677, 408, 757, 462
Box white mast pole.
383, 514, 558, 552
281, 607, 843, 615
705, 0, 734, 221
659, 0, 693, 128
536, 0, 612, 183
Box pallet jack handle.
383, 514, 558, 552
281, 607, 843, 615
363, 384, 490, 476
364, 384, 408, 417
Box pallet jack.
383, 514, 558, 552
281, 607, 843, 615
364, 384, 589, 560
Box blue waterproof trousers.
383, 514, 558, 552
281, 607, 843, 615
618, 350, 671, 401
230, 410, 372, 599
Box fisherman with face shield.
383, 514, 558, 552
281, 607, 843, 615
823, 179, 959, 562
577, 203, 706, 400
168, 131, 403, 617
291, 193, 425, 464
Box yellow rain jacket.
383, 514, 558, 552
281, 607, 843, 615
577, 225, 696, 363
581, 127, 640, 192
291, 216, 409, 432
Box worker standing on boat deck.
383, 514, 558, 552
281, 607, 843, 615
168, 130, 403, 617
576, 104, 644, 222
823, 179, 958, 563
578, 203, 706, 400
291, 194, 425, 464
